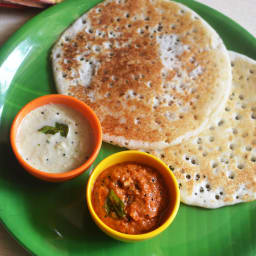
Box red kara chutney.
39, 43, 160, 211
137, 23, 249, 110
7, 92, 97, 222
91, 162, 169, 234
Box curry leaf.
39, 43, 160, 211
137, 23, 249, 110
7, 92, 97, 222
104, 200, 110, 216
38, 123, 69, 137
105, 189, 126, 218
55, 122, 69, 137
38, 125, 58, 135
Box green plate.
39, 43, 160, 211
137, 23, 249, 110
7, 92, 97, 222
1, 0, 256, 255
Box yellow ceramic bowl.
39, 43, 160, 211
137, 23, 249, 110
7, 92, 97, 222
86, 150, 180, 242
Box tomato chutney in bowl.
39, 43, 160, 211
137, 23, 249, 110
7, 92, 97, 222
86, 150, 180, 242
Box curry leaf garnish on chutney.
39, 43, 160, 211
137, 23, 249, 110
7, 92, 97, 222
38, 122, 69, 137
55, 122, 69, 137
105, 189, 126, 218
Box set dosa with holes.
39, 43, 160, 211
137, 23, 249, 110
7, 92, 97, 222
52, 0, 256, 208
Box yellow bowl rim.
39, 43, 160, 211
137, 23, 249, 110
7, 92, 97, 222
86, 150, 180, 241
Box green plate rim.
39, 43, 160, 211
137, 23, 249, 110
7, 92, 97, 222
0, 0, 256, 255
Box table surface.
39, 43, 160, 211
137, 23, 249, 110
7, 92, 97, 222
0, 1, 255, 255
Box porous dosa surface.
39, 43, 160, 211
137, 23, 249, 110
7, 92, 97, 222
52, 0, 231, 149
144, 51, 256, 208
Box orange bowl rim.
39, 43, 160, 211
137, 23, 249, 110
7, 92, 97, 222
10, 94, 102, 182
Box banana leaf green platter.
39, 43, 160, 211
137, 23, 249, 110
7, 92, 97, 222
1, 0, 256, 255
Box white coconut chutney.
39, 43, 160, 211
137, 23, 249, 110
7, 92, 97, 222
16, 104, 94, 173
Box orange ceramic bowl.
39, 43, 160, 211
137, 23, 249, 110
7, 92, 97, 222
10, 94, 102, 182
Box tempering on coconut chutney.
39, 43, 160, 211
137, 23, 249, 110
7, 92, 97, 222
91, 162, 170, 234
16, 104, 94, 173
